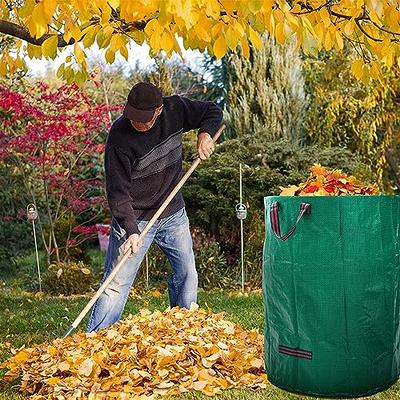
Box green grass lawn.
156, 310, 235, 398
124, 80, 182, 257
0, 289, 399, 400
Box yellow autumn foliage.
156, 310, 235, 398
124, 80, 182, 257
0, 0, 399, 83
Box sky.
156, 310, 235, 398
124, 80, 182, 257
25, 40, 204, 77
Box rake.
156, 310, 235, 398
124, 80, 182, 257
63, 124, 225, 338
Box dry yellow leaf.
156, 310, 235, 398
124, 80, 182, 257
1, 307, 267, 399
78, 358, 94, 376
149, 289, 162, 298
47, 346, 57, 356
279, 185, 298, 196
10, 349, 30, 363
46, 376, 60, 385
58, 361, 70, 371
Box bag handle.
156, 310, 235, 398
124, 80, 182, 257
270, 202, 311, 241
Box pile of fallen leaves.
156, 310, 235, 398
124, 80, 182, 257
280, 164, 379, 196
1, 305, 267, 399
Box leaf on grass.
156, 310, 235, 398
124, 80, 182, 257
0, 307, 267, 398
11, 349, 30, 363
149, 289, 162, 298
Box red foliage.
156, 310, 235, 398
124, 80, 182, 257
73, 224, 110, 237
0, 82, 117, 258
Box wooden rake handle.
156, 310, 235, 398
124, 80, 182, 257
63, 124, 226, 338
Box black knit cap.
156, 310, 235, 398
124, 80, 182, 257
123, 82, 163, 122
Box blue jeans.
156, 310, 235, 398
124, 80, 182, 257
87, 207, 197, 332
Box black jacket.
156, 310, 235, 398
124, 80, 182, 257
105, 95, 223, 236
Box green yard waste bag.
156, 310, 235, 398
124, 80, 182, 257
263, 195, 400, 397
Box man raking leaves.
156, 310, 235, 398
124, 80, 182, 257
82, 82, 223, 333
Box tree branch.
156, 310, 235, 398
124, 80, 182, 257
355, 18, 383, 42
291, 0, 335, 15
0, 19, 73, 46
326, 10, 368, 21
0, 17, 147, 47
371, 20, 400, 37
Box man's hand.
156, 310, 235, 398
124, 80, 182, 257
123, 234, 142, 257
197, 132, 215, 160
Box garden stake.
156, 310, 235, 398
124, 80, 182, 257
27, 204, 42, 292
235, 164, 247, 292
63, 124, 225, 338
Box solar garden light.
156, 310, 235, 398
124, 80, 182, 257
27, 203, 42, 292
235, 163, 247, 292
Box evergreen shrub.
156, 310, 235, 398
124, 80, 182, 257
42, 261, 95, 295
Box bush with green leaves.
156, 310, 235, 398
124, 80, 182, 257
131, 231, 234, 291
49, 213, 89, 264
133, 244, 170, 290
190, 227, 235, 290
183, 134, 370, 286
3, 251, 46, 291
0, 219, 36, 274
184, 134, 368, 237
42, 261, 95, 295
196, 241, 233, 290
